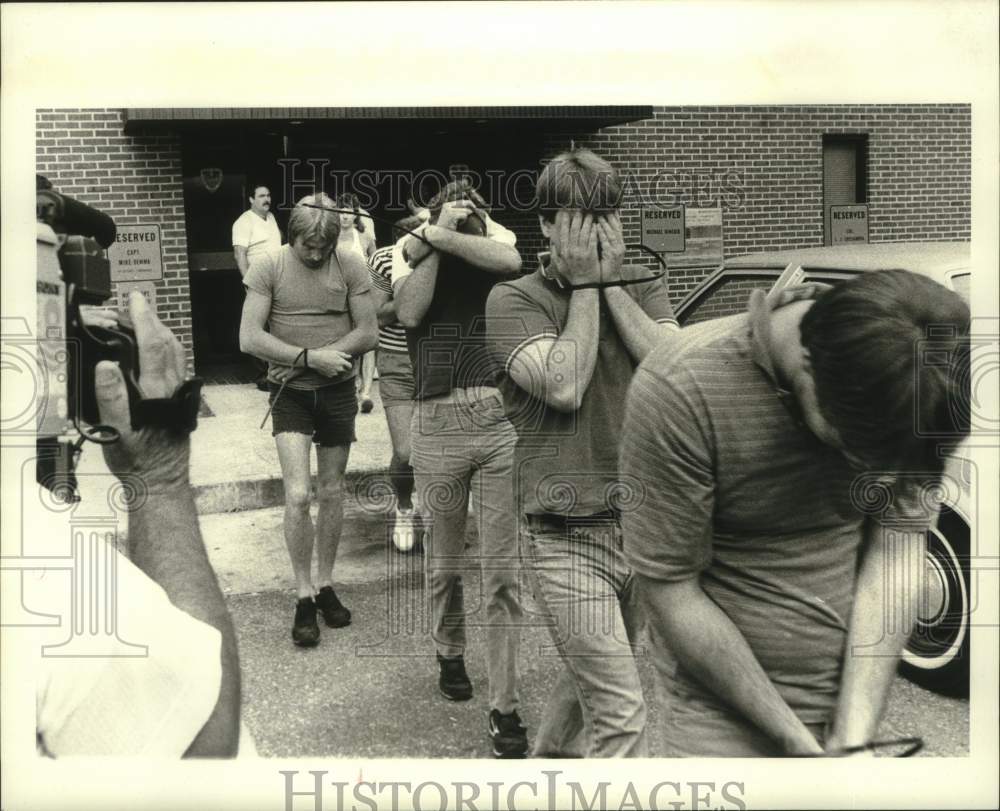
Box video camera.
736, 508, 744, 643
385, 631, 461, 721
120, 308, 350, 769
35, 176, 203, 502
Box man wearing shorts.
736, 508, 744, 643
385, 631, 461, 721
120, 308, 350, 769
368, 215, 423, 552
240, 192, 378, 647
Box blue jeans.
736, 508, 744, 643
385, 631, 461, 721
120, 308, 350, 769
522, 514, 647, 757
410, 393, 522, 714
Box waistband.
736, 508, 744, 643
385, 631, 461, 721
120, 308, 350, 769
419, 386, 502, 405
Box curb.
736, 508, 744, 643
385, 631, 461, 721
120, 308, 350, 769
193, 468, 391, 515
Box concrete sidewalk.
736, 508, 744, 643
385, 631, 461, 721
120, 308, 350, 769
75, 380, 395, 516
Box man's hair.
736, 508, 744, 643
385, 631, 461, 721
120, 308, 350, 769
534, 148, 623, 223
800, 268, 970, 474
336, 192, 366, 233
249, 183, 270, 199
287, 192, 340, 245
392, 214, 425, 243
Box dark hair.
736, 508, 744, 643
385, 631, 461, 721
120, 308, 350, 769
533, 148, 623, 223
336, 192, 365, 233
249, 183, 270, 199
800, 268, 970, 473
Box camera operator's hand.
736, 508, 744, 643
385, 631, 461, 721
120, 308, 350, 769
307, 347, 353, 378
596, 212, 626, 280
80, 306, 120, 330
551, 210, 601, 287
94, 291, 190, 493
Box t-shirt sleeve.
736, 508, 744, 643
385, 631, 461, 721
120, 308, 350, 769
36, 547, 222, 757
340, 251, 372, 296
485, 215, 517, 247
637, 276, 679, 326
485, 283, 559, 376
231, 214, 250, 248
620, 361, 716, 582
242, 250, 275, 298
390, 234, 414, 291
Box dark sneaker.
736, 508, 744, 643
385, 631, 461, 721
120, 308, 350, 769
437, 653, 473, 701
488, 709, 528, 758
315, 586, 351, 628
292, 597, 320, 647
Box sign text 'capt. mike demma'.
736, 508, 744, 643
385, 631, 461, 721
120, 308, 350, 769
107, 224, 163, 282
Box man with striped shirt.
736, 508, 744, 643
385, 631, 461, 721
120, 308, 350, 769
368, 216, 423, 551
486, 148, 678, 757
621, 270, 969, 756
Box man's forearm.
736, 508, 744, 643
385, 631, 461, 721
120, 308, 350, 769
828, 522, 925, 749
603, 287, 676, 363
638, 575, 823, 755
546, 289, 600, 410
323, 325, 378, 357
241, 328, 310, 366
424, 226, 521, 275
128, 483, 240, 757
233, 247, 249, 277
394, 259, 440, 328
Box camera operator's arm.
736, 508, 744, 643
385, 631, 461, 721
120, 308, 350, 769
95, 292, 240, 757
599, 213, 679, 363
826, 502, 927, 755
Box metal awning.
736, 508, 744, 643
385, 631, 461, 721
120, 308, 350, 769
123, 106, 653, 131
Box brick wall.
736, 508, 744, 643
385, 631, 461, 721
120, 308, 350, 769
535, 104, 971, 305
35, 109, 194, 363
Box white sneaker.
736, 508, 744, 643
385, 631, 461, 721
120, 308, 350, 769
392, 507, 418, 552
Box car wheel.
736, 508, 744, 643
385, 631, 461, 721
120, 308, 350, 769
899, 507, 970, 697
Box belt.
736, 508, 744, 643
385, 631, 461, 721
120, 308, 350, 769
420, 386, 501, 405
525, 509, 621, 530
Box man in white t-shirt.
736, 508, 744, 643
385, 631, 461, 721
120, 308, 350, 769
232, 184, 283, 276
233, 184, 283, 388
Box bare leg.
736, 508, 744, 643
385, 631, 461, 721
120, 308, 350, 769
359, 350, 376, 410
274, 432, 315, 599
315, 444, 351, 587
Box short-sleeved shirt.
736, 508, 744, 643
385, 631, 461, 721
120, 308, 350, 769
391, 216, 518, 399
244, 244, 371, 389
486, 255, 678, 517
620, 285, 939, 723
231, 209, 281, 260
33, 538, 221, 757
368, 245, 408, 353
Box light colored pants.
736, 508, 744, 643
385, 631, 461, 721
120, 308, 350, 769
522, 514, 647, 757
410, 392, 522, 714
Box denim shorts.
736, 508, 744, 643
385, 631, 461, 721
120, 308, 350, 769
375, 349, 415, 408
267, 378, 357, 446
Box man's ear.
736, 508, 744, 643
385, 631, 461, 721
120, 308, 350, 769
538, 215, 553, 239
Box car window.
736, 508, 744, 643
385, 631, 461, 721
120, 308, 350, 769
677, 270, 780, 326
950, 273, 970, 305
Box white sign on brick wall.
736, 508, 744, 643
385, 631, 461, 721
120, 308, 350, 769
108, 224, 163, 282
662, 207, 724, 269
641, 206, 686, 252
830, 205, 869, 245
116, 281, 158, 313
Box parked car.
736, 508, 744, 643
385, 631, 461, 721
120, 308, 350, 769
674, 242, 973, 696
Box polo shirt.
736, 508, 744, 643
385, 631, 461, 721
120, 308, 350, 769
486, 255, 677, 517
243, 244, 371, 389
231, 209, 281, 260
620, 285, 938, 723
